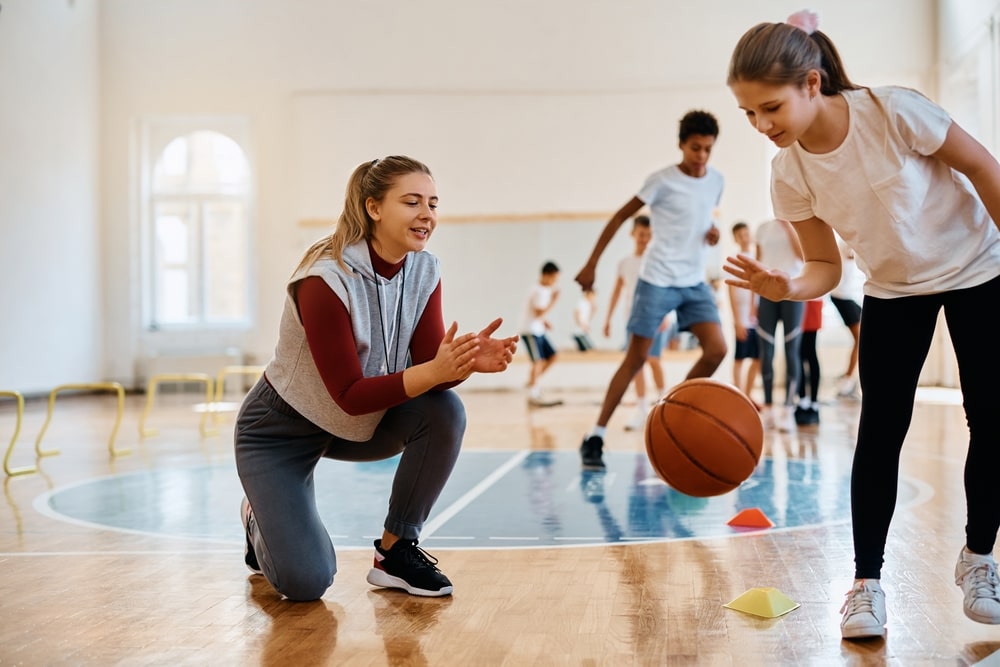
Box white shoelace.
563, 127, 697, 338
840, 583, 881, 616
960, 562, 1000, 602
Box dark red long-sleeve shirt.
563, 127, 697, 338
295, 250, 456, 416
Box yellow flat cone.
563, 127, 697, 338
727, 507, 775, 528
724, 587, 800, 618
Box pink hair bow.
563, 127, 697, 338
786, 9, 819, 35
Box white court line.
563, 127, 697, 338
0, 550, 240, 557
554, 536, 604, 542
420, 450, 529, 538
489, 536, 540, 541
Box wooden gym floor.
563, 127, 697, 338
2, 368, 999, 666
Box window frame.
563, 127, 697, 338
135, 116, 256, 335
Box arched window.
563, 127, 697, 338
146, 129, 252, 329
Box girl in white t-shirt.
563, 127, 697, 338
726, 9, 1000, 641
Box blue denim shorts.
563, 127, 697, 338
647, 319, 677, 356
627, 279, 720, 339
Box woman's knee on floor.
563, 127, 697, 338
271, 559, 337, 602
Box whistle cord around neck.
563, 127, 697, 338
374, 263, 405, 375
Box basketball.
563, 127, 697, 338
644, 378, 764, 497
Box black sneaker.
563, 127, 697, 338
794, 406, 810, 426
241, 497, 263, 575
807, 406, 820, 425
795, 405, 820, 425
366, 539, 453, 597
580, 435, 606, 470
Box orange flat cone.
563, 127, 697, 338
724, 587, 800, 618
727, 507, 775, 528
971, 648, 1000, 667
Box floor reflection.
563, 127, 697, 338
36, 397, 921, 550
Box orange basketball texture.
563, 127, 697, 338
644, 378, 764, 497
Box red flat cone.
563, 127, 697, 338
727, 507, 775, 528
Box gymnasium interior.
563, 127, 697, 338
2, 1, 999, 664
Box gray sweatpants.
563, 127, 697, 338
234, 378, 466, 601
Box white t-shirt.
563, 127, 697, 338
615, 253, 642, 315
831, 236, 865, 303
573, 296, 594, 334
772, 85, 1000, 298
730, 283, 756, 328
523, 284, 556, 336
636, 165, 725, 287
755, 219, 803, 275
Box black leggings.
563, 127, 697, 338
852, 275, 1000, 579
757, 298, 804, 406
798, 331, 820, 402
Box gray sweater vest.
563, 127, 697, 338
264, 240, 440, 441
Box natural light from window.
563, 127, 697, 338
148, 130, 251, 329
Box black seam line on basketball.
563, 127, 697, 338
660, 404, 757, 482
660, 417, 747, 484
663, 400, 759, 459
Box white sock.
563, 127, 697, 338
590, 426, 606, 439
529, 385, 541, 399
636, 396, 649, 412
963, 547, 995, 563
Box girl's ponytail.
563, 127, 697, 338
810, 30, 859, 95
728, 11, 860, 95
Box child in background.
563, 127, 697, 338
795, 298, 823, 425
572, 288, 597, 352
522, 261, 563, 408
728, 221, 760, 400
754, 218, 805, 432
832, 234, 864, 399
602, 215, 669, 431
576, 110, 727, 469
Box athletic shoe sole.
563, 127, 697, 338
366, 567, 453, 597
240, 497, 263, 576
963, 606, 1000, 624
841, 615, 886, 639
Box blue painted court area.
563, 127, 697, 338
38, 450, 923, 549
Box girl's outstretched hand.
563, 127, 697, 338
472, 318, 519, 373
723, 254, 794, 302
433, 321, 480, 382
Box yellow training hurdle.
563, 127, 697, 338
214, 365, 265, 404
139, 373, 217, 438
34, 382, 128, 459
2, 390, 32, 477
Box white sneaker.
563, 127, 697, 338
955, 548, 1000, 624
776, 408, 796, 433
528, 395, 563, 408
840, 579, 886, 639
761, 407, 775, 430
624, 409, 647, 431
837, 376, 860, 400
